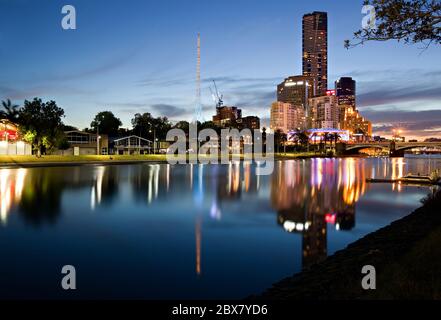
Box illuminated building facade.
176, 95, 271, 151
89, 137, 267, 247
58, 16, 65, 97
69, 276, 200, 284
335, 77, 356, 127
237, 116, 260, 130
334, 77, 373, 139
341, 108, 373, 140
212, 106, 242, 127
0, 119, 32, 155
302, 11, 328, 97
270, 101, 306, 133
277, 75, 314, 107
271, 14, 373, 140
309, 90, 340, 129
335, 77, 356, 108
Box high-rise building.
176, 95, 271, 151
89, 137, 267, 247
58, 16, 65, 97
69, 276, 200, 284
335, 77, 356, 129
309, 90, 339, 129
277, 75, 314, 107
212, 106, 242, 127
270, 102, 306, 133
341, 107, 373, 139
334, 77, 372, 138
302, 11, 328, 97
335, 77, 356, 108
237, 116, 260, 130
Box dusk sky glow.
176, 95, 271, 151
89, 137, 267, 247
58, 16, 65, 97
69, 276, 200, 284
1, 0, 440, 139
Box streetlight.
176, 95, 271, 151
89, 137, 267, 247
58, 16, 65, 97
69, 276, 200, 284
96, 135, 101, 155
149, 127, 156, 154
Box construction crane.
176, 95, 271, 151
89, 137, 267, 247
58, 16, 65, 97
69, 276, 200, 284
209, 80, 223, 109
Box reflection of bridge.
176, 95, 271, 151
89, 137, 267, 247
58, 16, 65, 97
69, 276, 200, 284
341, 142, 441, 157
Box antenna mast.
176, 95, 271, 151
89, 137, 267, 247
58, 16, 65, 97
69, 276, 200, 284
195, 33, 202, 122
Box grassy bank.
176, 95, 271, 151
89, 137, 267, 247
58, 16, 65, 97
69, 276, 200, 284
0, 152, 322, 167
257, 189, 441, 300
0, 154, 168, 165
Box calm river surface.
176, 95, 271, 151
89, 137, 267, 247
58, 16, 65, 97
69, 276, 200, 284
0, 157, 440, 299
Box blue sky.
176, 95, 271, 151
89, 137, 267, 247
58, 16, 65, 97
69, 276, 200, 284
0, 0, 440, 139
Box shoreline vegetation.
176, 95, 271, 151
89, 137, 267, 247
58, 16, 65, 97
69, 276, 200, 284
255, 189, 441, 300
0, 152, 337, 167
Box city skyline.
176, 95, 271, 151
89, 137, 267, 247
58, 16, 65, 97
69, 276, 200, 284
1, 0, 440, 140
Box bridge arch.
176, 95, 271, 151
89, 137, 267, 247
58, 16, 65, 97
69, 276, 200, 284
345, 144, 388, 152
395, 144, 441, 151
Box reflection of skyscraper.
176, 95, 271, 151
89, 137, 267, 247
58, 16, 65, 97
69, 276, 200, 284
336, 208, 356, 231
195, 217, 201, 276
271, 160, 365, 269
302, 211, 327, 269
303, 11, 328, 96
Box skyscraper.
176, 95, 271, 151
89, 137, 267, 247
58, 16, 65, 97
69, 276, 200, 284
335, 77, 356, 109
277, 75, 313, 107
309, 90, 340, 129
336, 77, 356, 129
270, 101, 306, 133
335, 77, 372, 138
302, 11, 328, 97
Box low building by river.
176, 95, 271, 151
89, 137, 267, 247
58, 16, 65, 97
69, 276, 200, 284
0, 119, 32, 155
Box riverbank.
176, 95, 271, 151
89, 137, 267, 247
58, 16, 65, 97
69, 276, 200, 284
0, 152, 321, 168
0, 155, 169, 167
256, 189, 441, 299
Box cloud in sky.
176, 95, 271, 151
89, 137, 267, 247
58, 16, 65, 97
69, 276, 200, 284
347, 69, 441, 138
1, 0, 441, 137
0, 84, 94, 101
358, 84, 441, 108
363, 109, 441, 138
64, 71, 441, 140
348, 68, 441, 107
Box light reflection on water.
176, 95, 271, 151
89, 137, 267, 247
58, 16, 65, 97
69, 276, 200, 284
0, 157, 439, 299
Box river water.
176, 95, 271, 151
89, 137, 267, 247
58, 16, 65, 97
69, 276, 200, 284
0, 156, 439, 299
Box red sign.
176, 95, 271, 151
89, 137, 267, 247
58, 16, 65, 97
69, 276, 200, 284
326, 90, 336, 96
0, 130, 17, 140
325, 213, 336, 224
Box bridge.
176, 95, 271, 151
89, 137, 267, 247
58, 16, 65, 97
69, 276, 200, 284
340, 141, 441, 157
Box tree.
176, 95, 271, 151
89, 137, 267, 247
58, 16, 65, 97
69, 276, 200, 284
91, 111, 122, 136
321, 133, 330, 154
173, 121, 190, 134
56, 134, 71, 156
274, 129, 287, 153
18, 98, 65, 156
152, 116, 172, 140
61, 124, 78, 131
0, 99, 20, 122
292, 129, 310, 151
131, 112, 172, 141
346, 0, 441, 49
131, 112, 154, 138
200, 121, 220, 133
310, 132, 318, 153
331, 133, 341, 149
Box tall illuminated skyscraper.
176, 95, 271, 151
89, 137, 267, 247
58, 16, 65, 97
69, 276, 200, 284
335, 77, 356, 109
302, 11, 328, 97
